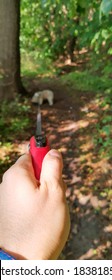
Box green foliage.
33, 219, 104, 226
20, 0, 112, 71
20, 0, 112, 161
93, 90, 112, 157
0, 98, 30, 142
20, 0, 85, 61
20, 0, 112, 75
61, 69, 112, 92
100, 0, 112, 18
21, 52, 56, 77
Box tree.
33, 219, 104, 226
0, 0, 25, 100
20, 0, 79, 62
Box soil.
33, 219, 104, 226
26, 76, 112, 260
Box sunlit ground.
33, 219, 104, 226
0, 67, 112, 260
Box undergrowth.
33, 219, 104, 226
0, 97, 31, 143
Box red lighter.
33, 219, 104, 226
30, 107, 50, 181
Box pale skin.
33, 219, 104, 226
0, 149, 70, 260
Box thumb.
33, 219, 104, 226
40, 149, 63, 186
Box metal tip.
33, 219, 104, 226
36, 105, 42, 136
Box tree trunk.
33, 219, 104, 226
69, 36, 77, 62
0, 0, 25, 100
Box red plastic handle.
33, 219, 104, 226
30, 136, 50, 181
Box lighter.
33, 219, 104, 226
30, 106, 50, 180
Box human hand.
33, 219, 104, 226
0, 149, 70, 260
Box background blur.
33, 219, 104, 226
0, 0, 112, 259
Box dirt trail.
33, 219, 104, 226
28, 77, 112, 259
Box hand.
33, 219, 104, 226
0, 149, 70, 260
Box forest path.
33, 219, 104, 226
27, 76, 112, 260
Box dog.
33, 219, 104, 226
31, 90, 54, 106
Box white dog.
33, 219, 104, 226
32, 90, 54, 106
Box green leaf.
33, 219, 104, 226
101, 29, 109, 39
100, 0, 112, 17
108, 48, 112, 55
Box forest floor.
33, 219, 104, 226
25, 75, 112, 260
0, 70, 112, 259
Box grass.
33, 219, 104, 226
61, 69, 112, 93
21, 51, 56, 77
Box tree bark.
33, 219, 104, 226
0, 0, 25, 100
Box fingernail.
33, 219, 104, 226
48, 149, 61, 158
